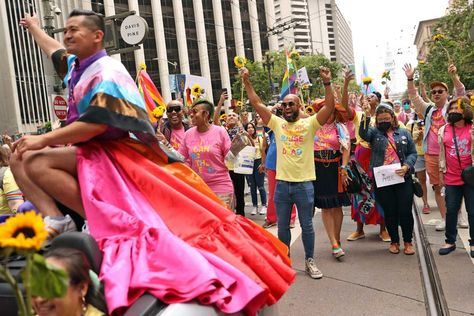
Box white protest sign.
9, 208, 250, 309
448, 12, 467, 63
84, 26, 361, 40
373, 163, 405, 188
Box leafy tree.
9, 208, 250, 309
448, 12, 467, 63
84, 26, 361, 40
418, 0, 474, 91
232, 50, 352, 104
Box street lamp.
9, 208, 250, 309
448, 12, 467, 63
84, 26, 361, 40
152, 57, 178, 73
152, 58, 179, 98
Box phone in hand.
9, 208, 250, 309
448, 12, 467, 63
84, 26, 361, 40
221, 88, 228, 100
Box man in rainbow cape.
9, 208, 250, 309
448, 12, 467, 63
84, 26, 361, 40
13, 10, 295, 315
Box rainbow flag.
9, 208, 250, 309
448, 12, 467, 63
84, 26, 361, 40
280, 50, 297, 98
137, 67, 166, 123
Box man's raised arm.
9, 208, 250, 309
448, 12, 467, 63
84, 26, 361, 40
19, 13, 64, 58
241, 67, 272, 125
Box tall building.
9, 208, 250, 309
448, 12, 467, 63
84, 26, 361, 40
274, 0, 354, 65
0, 0, 274, 134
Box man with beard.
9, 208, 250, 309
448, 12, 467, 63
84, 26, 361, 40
403, 63, 466, 231
241, 66, 335, 279
157, 100, 190, 151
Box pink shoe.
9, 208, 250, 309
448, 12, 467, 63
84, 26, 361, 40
422, 205, 430, 214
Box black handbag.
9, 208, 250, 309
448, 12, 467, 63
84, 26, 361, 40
412, 175, 424, 197
451, 126, 474, 186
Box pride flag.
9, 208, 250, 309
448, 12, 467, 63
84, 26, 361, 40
137, 67, 166, 123
280, 50, 297, 98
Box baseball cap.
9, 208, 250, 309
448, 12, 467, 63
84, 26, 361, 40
430, 81, 449, 91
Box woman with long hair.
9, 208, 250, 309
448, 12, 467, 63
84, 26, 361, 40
244, 122, 268, 215
438, 97, 474, 257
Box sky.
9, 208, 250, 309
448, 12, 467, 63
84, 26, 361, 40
336, 0, 450, 94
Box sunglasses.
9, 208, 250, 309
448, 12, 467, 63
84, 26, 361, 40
166, 106, 182, 113
281, 101, 296, 108
431, 89, 446, 95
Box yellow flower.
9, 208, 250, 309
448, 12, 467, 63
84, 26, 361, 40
138, 63, 147, 70
289, 51, 300, 61
152, 105, 165, 119
432, 34, 445, 42
362, 77, 372, 85
234, 56, 247, 69
471, 95, 474, 107
220, 113, 227, 121
236, 100, 244, 108
191, 84, 203, 97
418, 60, 426, 65
0, 211, 48, 251
305, 106, 315, 116
381, 70, 391, 81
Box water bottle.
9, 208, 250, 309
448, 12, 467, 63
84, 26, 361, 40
440, 186, 446, 197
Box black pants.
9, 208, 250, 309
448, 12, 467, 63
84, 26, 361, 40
230, 170, 245, 217
375, 180, 414, 243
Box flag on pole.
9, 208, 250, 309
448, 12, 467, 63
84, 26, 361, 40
280, 50, 297, 98
360, 58, 376, 95
137, 66, 166, 123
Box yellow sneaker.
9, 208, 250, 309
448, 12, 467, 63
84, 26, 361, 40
347, 231, 365, 241
379, 230, 391, 242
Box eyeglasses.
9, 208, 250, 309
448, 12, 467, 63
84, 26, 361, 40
166, 106, 182, 113
431, 89, 446, 95
281, 101, 296, 108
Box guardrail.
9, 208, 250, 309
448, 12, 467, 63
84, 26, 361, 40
413, 203, 450, 316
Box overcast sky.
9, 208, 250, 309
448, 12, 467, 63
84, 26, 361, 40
336, 0, 449, 93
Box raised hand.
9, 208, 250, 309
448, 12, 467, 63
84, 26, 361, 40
361, 96, 371, 116
344, 69, 355, 83
240, 67, 250, 82
319, 66, 332, 83
19, 13, 40, 30
447, 63, 457, 76
403, 63, 415, 79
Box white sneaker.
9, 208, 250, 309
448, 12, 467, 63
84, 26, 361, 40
251, 207, 258, 215
305, 258, 323, 279
259, 205, 267, 215
435, 219, 446, 231
82, 220, 90, 234
458, 216, 469, 229
44, 215, 77, 244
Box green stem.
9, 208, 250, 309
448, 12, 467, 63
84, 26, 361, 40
240, 76, 244, 105
437, 42, 452, 63
24, 253, 33, 316
0, 264, 28, 316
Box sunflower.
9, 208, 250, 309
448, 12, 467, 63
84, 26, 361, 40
362, 77, 372, 85
305, 106, 315, 115
236, 100, 244, 108
418, 60, 426, 65
432, 34, 445, 42
234, 56, 247, 69
381, 70, 391, 81
220, 113, 227, 121
0, 211, 48, 251
152, 105, 165, 119
191, 84, 203, 97
471, 95, 474, 107
289, 51, 300, 62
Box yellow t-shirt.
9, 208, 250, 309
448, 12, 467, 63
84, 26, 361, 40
268, 114, 321, 182
0, 168, 22, 214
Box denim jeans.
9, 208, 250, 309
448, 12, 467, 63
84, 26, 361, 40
274, 180, 315, 259
445, 184, 474, 246
246, 158, 267, 207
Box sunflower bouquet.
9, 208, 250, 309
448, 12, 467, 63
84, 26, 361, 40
0, 211, 68, 316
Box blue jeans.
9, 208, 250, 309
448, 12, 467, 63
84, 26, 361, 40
246, 158, 267, 207
445, 184, 474, 246
274, 180, 315, 259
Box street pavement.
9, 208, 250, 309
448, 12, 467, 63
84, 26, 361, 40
244, 185, 474, 315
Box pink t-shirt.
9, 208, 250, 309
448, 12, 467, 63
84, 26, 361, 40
427, 109, 446, 155
314, 123, 339, 151
170, 126, 185, 151
179, 125, 234, 194
383, 132, 400, 165
443, 124, 472, 185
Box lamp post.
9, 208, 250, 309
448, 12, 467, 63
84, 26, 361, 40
152, 58, 179, 98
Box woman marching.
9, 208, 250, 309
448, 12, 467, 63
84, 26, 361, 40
312, 101, 351, 259
359, 100, 418, 255
438, 97, 474, 257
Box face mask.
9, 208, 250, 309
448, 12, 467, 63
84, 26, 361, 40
448, 112, 463, 124
403, 103, 410, 110
377, 121, 392, 133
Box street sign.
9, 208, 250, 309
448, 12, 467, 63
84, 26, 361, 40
120, 15, 148, 45
52, 95, 67, 121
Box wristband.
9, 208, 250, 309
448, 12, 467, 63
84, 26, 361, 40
407, 78, 414, 81
323, 81, 331, 86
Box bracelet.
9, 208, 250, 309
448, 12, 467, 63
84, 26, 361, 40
407, 78, 414, 81
323, 81, 331, 86
341, 165, 349, 170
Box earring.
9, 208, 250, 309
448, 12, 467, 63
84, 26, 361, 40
81, 296, 87, 315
